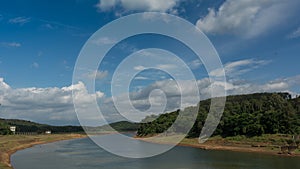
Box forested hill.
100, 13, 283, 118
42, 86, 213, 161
0, 119, 139, 135
0, 118, 84, 134
137, 93, 300, 138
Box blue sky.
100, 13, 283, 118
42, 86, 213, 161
1, 0, 300, 125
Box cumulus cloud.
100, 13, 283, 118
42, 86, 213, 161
103, 79, 198, 122
103, 73, 300, 123
196, 0, 299, 38
0, 78, 10, 90
96, 0, 117, 11
96, 0, 181, 12
0, 79, 104, 125
0, 60, 299, 125
0, 73, 299, 125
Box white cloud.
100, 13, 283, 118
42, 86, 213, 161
87, 70, 109, 80
0, 78, 10, 90
134, 65, 146, 71
1, 72, 300, 125
9, 17, 31, 25
0, 42, 21, 47
262, 81, 289, 91
96, 0, 181, 12
288, 26, 300, 39
133, 64, 177, 71
31, 62, 39, 69
0, 79, 105, 125
134, 76, 149, 80
210, 59, 269, 78
92, 37, 117, 45
196, 0, 299, 38
96, 91, 105, 98
96, 0, 117, 11
42, 23, 56, 30
188, 59, 202, 69
104, 73, 300, 122
157, 64, 177, 70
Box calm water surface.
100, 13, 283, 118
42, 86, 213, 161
11, 135, 299, 169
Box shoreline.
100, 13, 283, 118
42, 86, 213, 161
2, 131, 132, 169
2, 134, 299, 169
135, 135, 300, 158
177, 142, 300, 157
0, 134, 87, 169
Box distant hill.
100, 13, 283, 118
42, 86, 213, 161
100, 121, 140, 132
83, 121, 140, 133
137, 93, 300, 138
0, 118, 84, 134
0, 119, 140, 135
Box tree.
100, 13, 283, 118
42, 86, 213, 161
137, 93, 300, 138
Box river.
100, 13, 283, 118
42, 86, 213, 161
11, 135, 298, 169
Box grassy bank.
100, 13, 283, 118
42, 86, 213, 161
137, 134, 300, 157
0, 134, 86, 169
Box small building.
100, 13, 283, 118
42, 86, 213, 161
10, 126, 16, 134
45, 130, 52, 134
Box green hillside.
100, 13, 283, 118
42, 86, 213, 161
0, 119, 139, 135
137, 93, 300, 138
102, 121, 140, 131
87, 121, 140, 132
0, 119, 84, 134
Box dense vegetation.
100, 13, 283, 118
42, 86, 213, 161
0, 119, 139, 135
99, 121, 140, 132
137, 93, 300, 138
0, 121, 11, 135
0, 119, 84, 134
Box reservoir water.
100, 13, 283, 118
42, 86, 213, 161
11, 135, 299, 169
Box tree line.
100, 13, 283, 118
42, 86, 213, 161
137, 93, 300, 138
0, 119, 139, 135
0, 118, 84, 134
